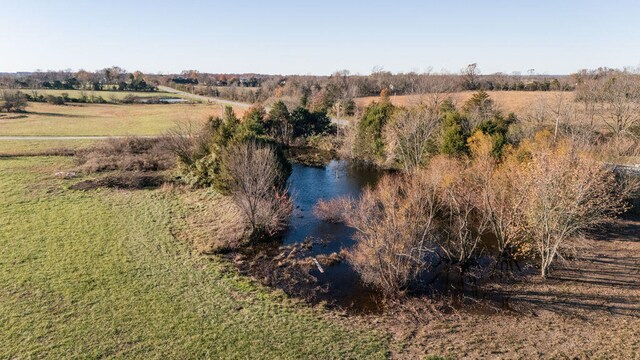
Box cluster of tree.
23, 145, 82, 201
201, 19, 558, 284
167, 99, 336, 238
345, 90, 517, 169
170, 77, 199, 85
333, 131, 635, 298
167, 107, 292, 239
320, 75, 640, 298
166, 70, 265, 87
571, 67, 640, 135
1, 67, 157, 92
158, 66, 571, 104
0, 91, 28, 112
0, 65, 575, 113
116, 72, 156, 91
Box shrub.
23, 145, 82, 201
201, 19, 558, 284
76, 137, 175, 173
439, 110, 469, 156
344, 173, 441, 298
313, 197, 353, 223
45, 95, 65, 105
353, 101, 395, 163
0, 91, 28, 112
430, 156, 489, 269
224, 141, 292, 239
171, 107, 290, 191
289, 107, 334, 138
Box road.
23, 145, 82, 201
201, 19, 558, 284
158, 85, 252, 109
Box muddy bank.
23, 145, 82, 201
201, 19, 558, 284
71, 174, 165, 190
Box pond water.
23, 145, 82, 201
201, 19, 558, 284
282, 160, 384, 311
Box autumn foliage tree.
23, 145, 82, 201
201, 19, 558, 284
344, 173, 441, 298
519, 133, 635, 277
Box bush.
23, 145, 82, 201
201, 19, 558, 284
439, 110, 469, 156
45, 95, 65, 105
313, 198, 353, 223
76, 137, 175, 173
343, 173, 441, 298
171, 106, 291, 193
1, 91, 28, 112
289, 107, 335, 138
224, 141, 292, 239
353, 101, 395, 163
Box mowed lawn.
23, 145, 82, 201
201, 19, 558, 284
0, 157, 387, 358
0, 139, 98, 155
0, 102, 230, 136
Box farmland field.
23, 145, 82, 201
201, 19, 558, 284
0, 156, 388, 358
355, 90, 572, 116
19, 89, 192, 101
0, 102, 238, 136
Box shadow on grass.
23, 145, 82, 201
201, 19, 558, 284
27, 111, 88, 118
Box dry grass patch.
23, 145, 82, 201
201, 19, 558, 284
75, 137, 175, 172
0, 102, 223, 136
355, 91, 570, 117
173, 189, 248, 253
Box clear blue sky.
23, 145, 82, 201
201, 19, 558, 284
1, 0, 638, 75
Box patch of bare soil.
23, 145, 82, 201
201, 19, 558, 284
353, 218, 640, 359
70, 174, 165, 190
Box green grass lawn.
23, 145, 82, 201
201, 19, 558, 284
0, 102, 225, 136
0, 157, 388, 358
0, 139, 98, 155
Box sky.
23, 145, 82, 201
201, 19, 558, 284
1, 0, 639, 75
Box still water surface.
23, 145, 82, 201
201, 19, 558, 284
282, 160, 383, 311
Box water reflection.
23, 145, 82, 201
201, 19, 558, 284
283, 160, 384, 312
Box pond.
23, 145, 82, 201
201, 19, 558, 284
281, 159, 384, 311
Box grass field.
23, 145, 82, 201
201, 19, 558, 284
20, 89, 192, 101
355, 90, 572, 116
0, 156, 388, 358
0, 139, 97, 155
0, 102, 236, 136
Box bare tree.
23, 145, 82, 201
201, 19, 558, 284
432, 155, 489, 269
547, 92, 574, 141
524, 138, 634, 277
574, 73, 602, 130
469, 132, 530, 269
344, 173, 441, 298
462, 63, 480, 90
224, 141, 292, 239
599, 72, 640, 136
524, 95, 550, 131
384, 106, 441, 170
